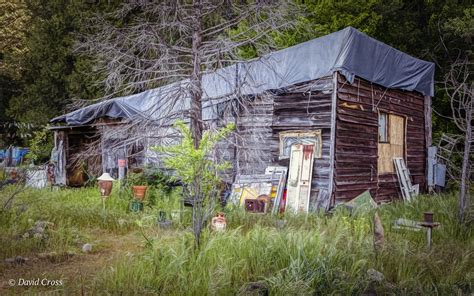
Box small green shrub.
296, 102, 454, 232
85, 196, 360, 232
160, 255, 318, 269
153, 120, 235, 246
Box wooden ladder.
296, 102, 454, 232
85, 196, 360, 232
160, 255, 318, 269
393, 158, 419, 202
436, 134, 459, 163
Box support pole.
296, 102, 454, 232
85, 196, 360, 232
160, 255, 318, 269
426, 227, 432, 249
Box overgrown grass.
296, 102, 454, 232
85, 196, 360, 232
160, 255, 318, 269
89, 193, 472, 295
0, 183, 180, 260
1, 186, 472, 295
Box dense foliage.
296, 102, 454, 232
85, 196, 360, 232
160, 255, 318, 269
0, 0, 112, 145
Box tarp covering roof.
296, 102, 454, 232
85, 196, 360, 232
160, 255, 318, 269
52, 27, 435, 125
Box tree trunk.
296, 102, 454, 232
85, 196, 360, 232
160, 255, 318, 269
193, 198, 204, 248
459, 109, 472, 222
193, 202, 202, 247
190, 0, 203, 149
192, 176, 203, 248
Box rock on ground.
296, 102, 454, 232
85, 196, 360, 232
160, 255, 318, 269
82, 243, 93, 253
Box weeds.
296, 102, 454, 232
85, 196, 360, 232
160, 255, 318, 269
91, 194, 472, 295
1, 186, 472, 295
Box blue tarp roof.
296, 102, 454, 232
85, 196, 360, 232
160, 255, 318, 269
52, 27, 435, 125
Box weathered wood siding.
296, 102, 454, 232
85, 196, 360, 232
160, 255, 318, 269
334, 73, 427, 203
236, 95, 276, 175
230, 77, 334, 200
272, 78, 333, 196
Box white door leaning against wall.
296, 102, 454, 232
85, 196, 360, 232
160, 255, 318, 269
285, 144, 315, 213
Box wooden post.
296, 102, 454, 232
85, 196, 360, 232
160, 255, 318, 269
426, 227, 432, 249
419, 221, 440, 250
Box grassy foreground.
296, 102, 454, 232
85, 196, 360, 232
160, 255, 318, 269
0, 185, 472, 295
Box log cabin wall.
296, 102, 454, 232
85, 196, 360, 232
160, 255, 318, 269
272, 77, 334, 199
334, 73, 427, 203
235, 95, 275, 175
230, 76, 334, 203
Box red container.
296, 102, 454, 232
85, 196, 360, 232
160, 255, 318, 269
132, 185, 148, 200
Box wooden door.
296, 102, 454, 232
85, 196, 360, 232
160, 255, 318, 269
285, 144, 315, 213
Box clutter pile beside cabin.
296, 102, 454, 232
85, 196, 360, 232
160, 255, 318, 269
49, 27, 435, 211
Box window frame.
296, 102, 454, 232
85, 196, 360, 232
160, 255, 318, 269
278, 130, 322, 160
378, 112, 389, 143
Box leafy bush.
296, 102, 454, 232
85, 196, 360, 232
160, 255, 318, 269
126, 171, 148, 186
153, 120, 235, 246
143, 167, 177, 193
24, 127, 53, 164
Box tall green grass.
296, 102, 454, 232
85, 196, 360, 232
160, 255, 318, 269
0, 184, 181, 259
1, 185, 471, 295
90, 194, 472, 295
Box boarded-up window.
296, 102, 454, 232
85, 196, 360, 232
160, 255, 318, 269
378, 114, 405, 174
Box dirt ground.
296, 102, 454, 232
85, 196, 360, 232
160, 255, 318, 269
0, 230, 143, 294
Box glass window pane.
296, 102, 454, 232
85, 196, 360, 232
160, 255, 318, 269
379, 113, 388, 142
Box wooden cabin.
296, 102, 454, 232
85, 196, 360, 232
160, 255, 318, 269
50, 27, 434, 210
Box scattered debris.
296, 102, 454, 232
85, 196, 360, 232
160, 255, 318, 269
37, 252, 57, 260
118, 218, 127, 227
37, 251, 75, 263
4, 258, 15, 265
34, 220, 54, 229
344, 190, 377, 214
33, 233, 44, 239
229, 167, 287, 214
244, 195, 269, 213
23, 220, 54, 239
4, 256, 29, 266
